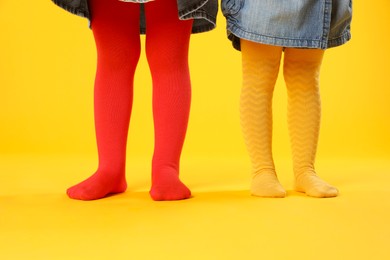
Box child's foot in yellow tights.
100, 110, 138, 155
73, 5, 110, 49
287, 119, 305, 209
251, 169, 286, 198
294, 170, 338, 198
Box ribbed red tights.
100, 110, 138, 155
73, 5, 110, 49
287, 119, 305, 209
67, 0, 193, 201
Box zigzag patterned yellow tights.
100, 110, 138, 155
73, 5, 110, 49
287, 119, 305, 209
241, 41, 286, 197
284, 48, 338, 197
241, 40, 338, 198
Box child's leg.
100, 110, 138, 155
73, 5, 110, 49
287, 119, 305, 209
240, 40, 286, 198
144, 0, 193, 200
67, 0, 141, 200
283, 48, 338, 198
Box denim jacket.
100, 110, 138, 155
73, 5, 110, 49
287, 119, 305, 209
51, 0, 218, 33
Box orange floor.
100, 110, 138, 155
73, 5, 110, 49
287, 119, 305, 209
1, 155, 389, 259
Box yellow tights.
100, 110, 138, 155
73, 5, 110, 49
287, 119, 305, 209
241, 40, 338, 198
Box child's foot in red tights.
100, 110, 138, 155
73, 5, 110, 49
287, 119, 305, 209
150, 167, 191, 201
67, 171, 127, 200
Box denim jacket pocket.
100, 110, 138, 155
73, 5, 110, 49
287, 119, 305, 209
222, 0, 244, 16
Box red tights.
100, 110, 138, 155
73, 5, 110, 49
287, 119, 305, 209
67, 0, 193, 201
